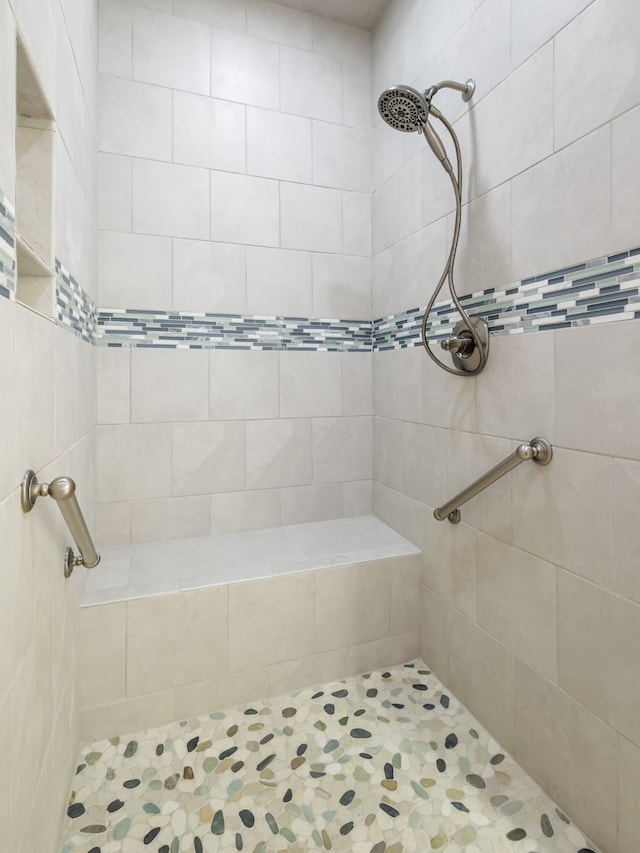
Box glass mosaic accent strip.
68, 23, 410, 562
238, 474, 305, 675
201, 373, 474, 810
56, 259, 98, 344
95, 247, 640, 352
96, 309, 373, 352
374, 247, 640, 350
0, 192, 16, 301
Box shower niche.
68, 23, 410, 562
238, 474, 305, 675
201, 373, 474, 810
15, 35, 56, 318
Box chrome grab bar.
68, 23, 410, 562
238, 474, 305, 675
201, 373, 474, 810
434, 437, 553, 524
21, 469, 100, 577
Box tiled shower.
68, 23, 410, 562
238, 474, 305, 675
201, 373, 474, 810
1, 0, 639, 851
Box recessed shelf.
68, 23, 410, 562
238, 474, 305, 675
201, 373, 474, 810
16, 234, 54, 277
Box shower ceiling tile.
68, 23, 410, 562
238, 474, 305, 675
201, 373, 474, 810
270, 0, 388, 31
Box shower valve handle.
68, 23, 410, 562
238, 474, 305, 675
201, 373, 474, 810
440, 334, 474, 356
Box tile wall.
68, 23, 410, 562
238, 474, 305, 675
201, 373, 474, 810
78, 553, 421, 740
96, 0, 374, 547
371, 1, 640, 851
0, 1, 98, 851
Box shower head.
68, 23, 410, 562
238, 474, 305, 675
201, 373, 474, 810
377, 84, 430, 133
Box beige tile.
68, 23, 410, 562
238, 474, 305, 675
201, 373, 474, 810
373, 416, 404, 493
384, 490, 422, 547
449, 610, 514, 753
96, 501, 131, 547
509, 0, 594, 68
422, 513, 476, 620
267, 649, 349, 698
347, 632, 420, 675
211, 489, 281, 534
476, 332, 555, 442
172, 421, 246, 496
315, 560, 391, 652
619, 734, 640, 853
97, 346, 130, 425
97, 424, 172, 502
374, 346, 423, 424
613, 458, 640, 605
131, 348, 209, 423
127, 587, 227, 695
246, 419, 312, 490
554, 0, 640, 149
452, 183, 512, 298
446, 430, 513, 540
343, 480, 372, 516
280, 483, 343, 526
421, 350, 477, 432
173, 668, 268, 719
80, 690, 174, 741
513, 659, 618, 853
402, 422, 447, 507
0, 692, 12, 849
78, 603, 125, 708
419, 585, 452, 684
228, 574, 315, 672
210, 350, 279, 421
312, 416, 371, 483
612, 104, 640, 251
390, 555, 422, 636
512, 446, 613, 586
511, 127, 611, 282
556, 321, 640, 459
280, 352, 342, 419
131, 495, 210, 543
557, 570, 640, 748
476, 532, 556, 680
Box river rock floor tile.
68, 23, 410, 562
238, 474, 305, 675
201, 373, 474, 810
58, 661, 599, 853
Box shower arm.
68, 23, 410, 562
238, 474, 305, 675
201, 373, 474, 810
426, 79, 476, 102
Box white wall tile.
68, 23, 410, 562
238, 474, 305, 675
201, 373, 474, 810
312, 253, 370, 318
247, 107, 312, 182
131, 495, 210, 542
97, 424, 172, 501
173, 92, 246, 172
211, 170, 280, 246
312, 15, 371, 61
473, 43, 554, 197
133, 159, 210, 239
132, 5, 210, 94
78, 604, 126, 707
98, 0, 132, 77
96, 501, 131, 547
172, 239, 246, 313
172, 421, 246, 496
99, 230, 172, 306
246, 419, 313, 489
97, 347, 130, 425
131, 348, 209, 422
343, 480, 372, 515
312, 122, 370, 192
612, 105, 640, 252
173, 0, 247, 31
246, 246, 312, 315
210, 28, 279, 109
211, 489, 281, 534
554, 0, 640, 150
342, 352, 371, 416
281, 182, 342, 252
619, 735, 640, 853
509, 0, 593, 68
98, 153, 131, 232
312, 416, 372, 483
510, 127, 611, 281
280, 483, 343, 524
247, 0, 312, 48
343, 59, 372, 131
210, 349, 280, 420
280, 46, 342, 122
280, 351, 342, 417
342, 191, 371, 257
613, 459, 640, 606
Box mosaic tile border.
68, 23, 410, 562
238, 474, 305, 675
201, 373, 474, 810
96, 311, 373, 352
56, 259, 97, 344
0, 192, 16, 301
97, 247, 640, 352
374, 247, 640, 351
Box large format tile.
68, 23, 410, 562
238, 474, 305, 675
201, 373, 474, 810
131, 348, 209, 423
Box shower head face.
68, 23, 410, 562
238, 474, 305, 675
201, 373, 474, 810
378, 84, 429, 133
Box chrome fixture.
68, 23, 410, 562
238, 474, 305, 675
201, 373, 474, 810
21, 469, 100, 577
434, 437, 553, 524
377, 78, 489, 376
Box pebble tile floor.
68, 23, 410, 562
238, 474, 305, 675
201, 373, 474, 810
58, 661, 599, 853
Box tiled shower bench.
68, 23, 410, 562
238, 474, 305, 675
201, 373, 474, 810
78, 516, 422, 740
